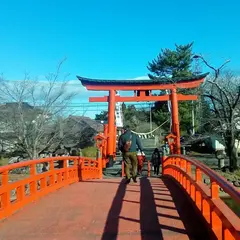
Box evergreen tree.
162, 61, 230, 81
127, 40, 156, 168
147, 43, 196, 134
95, 111, 108, 121
148, 43, 194, 80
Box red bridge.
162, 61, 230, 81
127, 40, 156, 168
0, 155, 239, 240
0, 74, 239, 239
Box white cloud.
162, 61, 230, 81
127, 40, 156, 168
1, 75, 151, 119
131, 76, 150, 80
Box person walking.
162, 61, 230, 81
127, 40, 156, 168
137, 150, 146, 175
151, 148, 161, 175
118, 125, 144, 184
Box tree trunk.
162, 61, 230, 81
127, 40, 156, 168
225, 136, 238, 171
32, 147, 38, 159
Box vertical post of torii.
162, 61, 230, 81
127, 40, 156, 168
107, 89, 116, 167
171, 88, 181, 154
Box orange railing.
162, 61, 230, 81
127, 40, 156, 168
163, 155, 240, 240
0, 156, 101, 220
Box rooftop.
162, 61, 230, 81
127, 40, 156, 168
77, 73, 209, 86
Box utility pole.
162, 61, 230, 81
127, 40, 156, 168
192, 100, 195, 135
149, 103, 152, 132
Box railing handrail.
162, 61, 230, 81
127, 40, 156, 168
165, 154, 240, 204
0, 155, 101, 220
0, 156, 97, 173
164, 154, 240, 239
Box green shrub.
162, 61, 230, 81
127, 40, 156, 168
81, 146, 97, 158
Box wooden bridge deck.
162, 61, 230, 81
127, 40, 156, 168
0, 177, 215, 240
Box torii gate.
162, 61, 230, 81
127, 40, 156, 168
77, 73, 209, 166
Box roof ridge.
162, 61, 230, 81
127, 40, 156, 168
77, 73, 209, 86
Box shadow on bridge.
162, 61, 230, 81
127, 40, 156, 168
0, 177, 217, 240
99, 177, 216, 240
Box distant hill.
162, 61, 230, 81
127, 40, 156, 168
60, 115, 103, 150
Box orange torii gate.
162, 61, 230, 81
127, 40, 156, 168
77, 73, 209, 166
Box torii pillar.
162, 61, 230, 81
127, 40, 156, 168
107, 89, 116, 167
171, 88, 181, 154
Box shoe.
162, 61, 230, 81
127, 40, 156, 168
132, 177, 137, 183
125, 178, 131, 184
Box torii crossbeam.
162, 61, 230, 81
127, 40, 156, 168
77, 73, 209, 166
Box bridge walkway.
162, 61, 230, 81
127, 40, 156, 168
0, 177, 214, 240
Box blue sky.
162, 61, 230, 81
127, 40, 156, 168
0, 0, 239, 118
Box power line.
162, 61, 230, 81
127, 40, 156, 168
49, 102, 154, 107
61, 106, 154, 112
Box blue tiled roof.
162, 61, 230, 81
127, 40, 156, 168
77, 73, 209, 86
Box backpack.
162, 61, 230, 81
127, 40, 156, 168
123, 133, 132, 152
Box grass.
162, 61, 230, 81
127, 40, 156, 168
234, 169, 240, 177
0, 157, 9, 166
222, 197, 240, 217
81, 146, 98, 158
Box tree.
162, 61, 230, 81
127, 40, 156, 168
198, 55, 240, 170
195, 87, 214, 134
62, 116, 102, 150
0, 59, 76, 159
95, 111, 108, 121
147, 43, 196, 134
148, 42, 193, 80
150, 93, 170, 132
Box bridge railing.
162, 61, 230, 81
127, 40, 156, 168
163, 154, 240, 240
0, 156, 101, 220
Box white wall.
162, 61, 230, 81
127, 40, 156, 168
212, 138, 240, 153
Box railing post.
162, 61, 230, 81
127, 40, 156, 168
97, 148, 103, 179
202, 198, 210, 224
180, 158, 186, 169
183, 175, 187, 189
222, 227, 234, 240
176, 157, 180, 167
182, 159, 187, 170
211, 210, 222, 239
195, 190, 202, 210
162, 149, 167, 175
49, 160, 54, 185
211, 181, 219, 199
186, 162, 191, 175
195, 168, 202, 182
16, 184, 24, 202
30, 164, 37, 196
63, 158, 69, 182
186, 179, 191, 194
1, 171, 10, 217
78, 157, 83, 181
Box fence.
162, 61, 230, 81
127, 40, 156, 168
163, 154, 240, 240
0, 155, 101, 220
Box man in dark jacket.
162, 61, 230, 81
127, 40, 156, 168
118, 125, 143, 184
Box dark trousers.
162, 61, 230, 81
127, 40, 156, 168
154, 164, 160, 175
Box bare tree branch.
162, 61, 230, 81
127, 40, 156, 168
200, 56, 240, 170
0, 59, 78, 159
